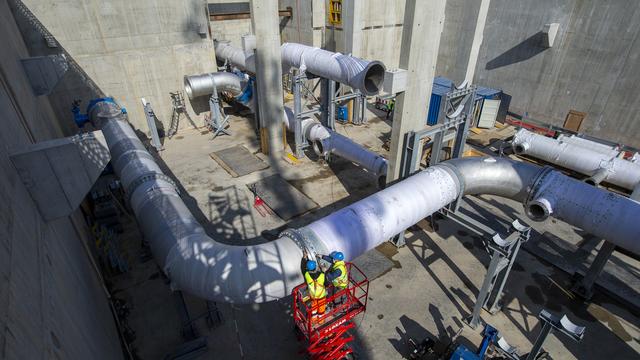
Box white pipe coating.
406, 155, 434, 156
556, 134, 621, 158
512, 128, 640, 190
214, 40, 386, 96
95, 101, 640, 302
316, 130, 388, 178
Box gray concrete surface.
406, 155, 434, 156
437, 0, 640, 148
251, 0, 285, 158
19, 0, 217, 133
387, 0, 446, 181
0, 1, 123, 358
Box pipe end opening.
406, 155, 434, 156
513, 144, 526, 154
584, 178, 597, 186
362, 61, 386, 96
526, 200, 550, 222
184, 76, 194, 100
313, 140, 326, 158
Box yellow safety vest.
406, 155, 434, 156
332, 261, 348, 289
305, 272, 326, 299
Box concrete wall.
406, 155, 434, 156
437, 0, 640, 148
209, 0, 253, 47
20, 0, 217, 132
350, 0, 405, 68
0, 1, 123, 358
280, 0, 325, 47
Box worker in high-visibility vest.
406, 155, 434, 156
302, 255, 327, 316
321, 251, 348, 304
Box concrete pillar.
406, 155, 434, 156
250, 0, 284, 158
464, 0, 491, 84
343, 0, 364, 56
387, 0, 446, 182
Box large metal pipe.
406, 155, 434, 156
556, 133, 620, 159
281, 107, 387, 181
512, 128, 640, 191
214, 40, 386, 96
183, 71, 248, 99
95, 102, 640, 302
315, 130, 388, 179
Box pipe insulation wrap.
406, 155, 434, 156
214, 40, 386, 96
512, 128, 640, 190
318, 130, 388, 177
556, 134, 620, 159
215, 40, 255, 72
280, 43, 386, 96
305, 166, 460, 260
95, 101, 640, 302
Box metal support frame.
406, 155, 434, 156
456, 218, 531, 329
292, 72, 322, 158
207, 81, 231, 138
290, 73, 370, 158
571, 241, 617, 300
142, 99, 163, 151
391, 87, 476, 247
525, 310, 585, 360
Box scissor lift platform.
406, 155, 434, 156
292, 263, 369, 360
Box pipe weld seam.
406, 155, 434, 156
436, 162, 465, 196
524, 166, 555, 209
126, 172, 178, 202
280, 228, 326, 256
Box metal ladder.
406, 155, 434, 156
168, 91, 195, 138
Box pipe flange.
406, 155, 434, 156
280, 228, 326, 257
524, 166, 554, 209
126, 172, 178, 201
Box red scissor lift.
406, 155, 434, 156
292, 263, 369, 360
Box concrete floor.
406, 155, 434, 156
110, 108, 640, 360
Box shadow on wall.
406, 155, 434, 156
9, 0, 105, 134
485, 31, 547, 70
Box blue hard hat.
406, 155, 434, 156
332, 251, 344, 261
306, 260, 317, 271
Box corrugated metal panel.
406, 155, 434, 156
427, 93, 442, 125
426, 77, 501, 125
476, 86, 501, 99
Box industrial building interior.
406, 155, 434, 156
2, 0, 640, 359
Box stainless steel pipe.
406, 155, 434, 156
183, 72, 245, 99
214, 40, 386, 96
96, 102, 640, 302
512, 128, 640, 191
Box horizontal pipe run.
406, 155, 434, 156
95, 101, 640, 302
183, 72, 246, 99
214, 40, 386, 96
512, 128, 640, 191
316, 130, 388, 178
